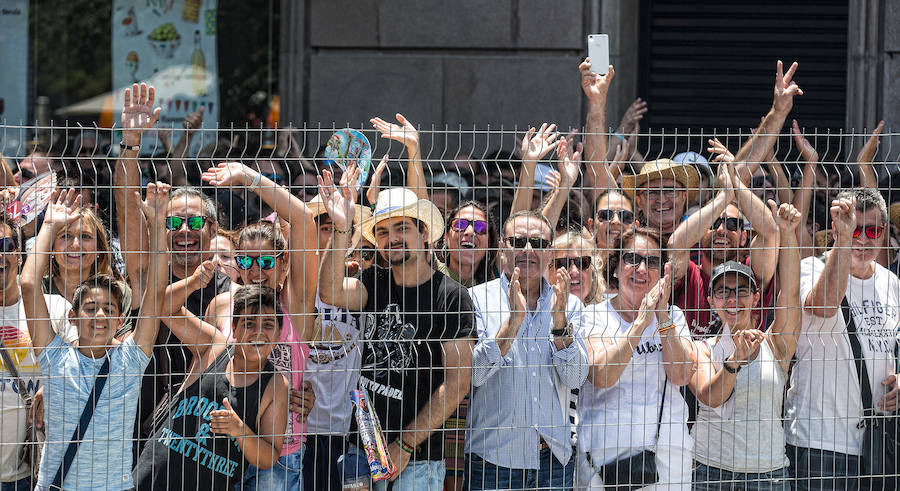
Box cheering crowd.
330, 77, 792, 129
0, 56, 896, 491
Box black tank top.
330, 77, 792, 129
134, 346, 275, 490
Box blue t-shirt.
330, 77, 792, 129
37, 335, 150, 490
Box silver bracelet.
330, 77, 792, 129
249, 172, 262, 188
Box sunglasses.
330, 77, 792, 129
350, 247, 376, 261
19, 168, 35, 182
165, 216, 209, 231
853, 225, 884, 240
712, 286, 755, 300
750, 175, 775, 189
0, 237, 16, 253
554, 256, 592, 271
234, 253, 283, 270
506, 236, 550, 250
596, 209, 635, 224
294, 186, 319, 200
262, 172, 285, 184
621, 252, 663, 270
711, 217, 744, 232
450, 218, 488, 235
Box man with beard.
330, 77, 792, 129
113, 83, 232, 453
317, 175, 475, 490
667, 162, 778, 338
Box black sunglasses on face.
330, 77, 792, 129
621, 252, 663, 270
554, 256, 592, 271
0, 237, 16, 253
711, 217, 744, 232
596, 209, 635, 224
750, 175, 775, 188
506, 236, 550, 250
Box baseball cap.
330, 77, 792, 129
709, 261, 758, 294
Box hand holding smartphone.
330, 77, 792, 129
588, 34, 610, 75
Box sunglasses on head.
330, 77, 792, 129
853, 225, 884, 239
235, 253, 283, 270
0, 237, 16, 253
554, 256, 592, 271
621, 252, 663, 270
450, 218, 488, 235
165, 216, 209, 231
711, 217, 744, 232
596, 209, 635, 224
506, 236, 550, 250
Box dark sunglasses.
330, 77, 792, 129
0, 237, 16, 253
750, 175, 775, 188
262, 173, 285, 184
711, 217, 744, 232
506, 236, 550, 250
351, 247, 376, 261
19, 168, 35, 182
621, 252, 663, 270
294, 186, 319, 200
165, 216, 209, 231
596, 209, 635, 224
853, 225, 884, 240
554, 256, 592, 271
450, 218, 488, 235
235, 253, 283, 270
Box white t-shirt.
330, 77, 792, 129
786, 256, 900, 456
304, 296, 361, 435
577, 300, 693, 465
0, 299, 40, 482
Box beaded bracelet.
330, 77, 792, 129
397, 438, 415, 455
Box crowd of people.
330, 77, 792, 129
0, 56, 895, 491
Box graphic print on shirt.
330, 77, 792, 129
361, 303, 416, 379
849, 299, 900, 353
0, 326, 39, 395
308, 305, 359, 365
269, 342, 300, 447
157, 396, 240, 478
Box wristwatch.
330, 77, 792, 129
119, 141, 140, 152
551, 323, 571, 337
723, 360, 741, 374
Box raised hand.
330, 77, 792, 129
769, 200, 802, 232
201, 161, 254, 187
182, 105, 204, 131
830, 196, 857, 242
520, 123, 560, 163
653, 262, 673, 315
121, 82, 161, 146
707, 138, 735, 163
366, 155, 389, 205
618, 98, 648, 135
339, 160, 362, 193
773, 60, 804, 114
555, 136, 582, 188
579, 58, 615, 104
317, 166, 356, 233
209, 398, 245, 437
551, 267, 570, 320
370, 113, 419, 150
729, 329, 764, 367
508, 267, 527, 327
716, 159, 736, 200
43, 189, 83, 230
190, 260, 218, 290
135, 181, 171, 224
791, 120, 819, 163
856, 120, 885, 163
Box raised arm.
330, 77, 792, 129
766, 157, 793, 205
130, 182, 170, 357
790, 120, 819, 258
688, 329, 764, 407
167, 107, 205, 186
510, 124, 560, 215
371, 113, 426, 199
21, 190, 83, 355
160, 260, 226, 356
805, 196, 855, 317
579, 59, 617, 203
856, 120, 884, 189
114, 82, 160, 299
316, 167, 368, 310
727, 163, 779, 287
541, 137, 581, 229
765, 201, 802, 370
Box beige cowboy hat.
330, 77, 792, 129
359, 187, 444, 245
621, 159, 701, 204
306, 194, 373, 225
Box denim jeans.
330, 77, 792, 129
340, 444, 446, 491
0, 476, 31, 491
464, 448, 574, 491
692, 463, 790, 491
787, 444, 860, 491
240, 446, 304, 491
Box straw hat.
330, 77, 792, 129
889, 203, 900, 231
359, 187, 444, 245
306, 194, 373, 225
814, 229, 834, 255
621, 159, 701, 203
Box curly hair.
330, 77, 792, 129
441, 200, 499, 285
602, 227, 667, 290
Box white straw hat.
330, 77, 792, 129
359, 187, 444, 245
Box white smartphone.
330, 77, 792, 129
588, 34, 609, 75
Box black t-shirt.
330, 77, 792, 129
353, 267, 475, 461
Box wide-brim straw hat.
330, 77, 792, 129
359, 187, 444, 245
889, 203, 900, 231
621, 159, 701, 204
306, 194, 373, 225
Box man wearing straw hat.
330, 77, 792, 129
621, 158, 700, 241
317, 169, 475, 490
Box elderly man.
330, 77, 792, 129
465, 209, 588, 491
622, 159, 700, 241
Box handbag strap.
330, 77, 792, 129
655, 374, 668, 442
0, 345, 32, 406
840, 297, 876, 418
51, 355, 111, 489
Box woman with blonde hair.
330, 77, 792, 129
552, 231, 604, 305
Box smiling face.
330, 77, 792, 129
616, 234, 663, 307
69, 287, 123, 349
52, 217, 99, 275
238, 237, 287, 289
233, 306, 280, 363
847, 207, 886, 268
167, 195, 215, 269
700, 204, 745, 265
635, 178, 686, 233
593, 193, 634, 250
708, 274, 760, 330
0, 224, 18, 294
446, 206, 489, 267
374, 216, 428, 266
502, 216, 552, 284
553, 242, 594, 302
